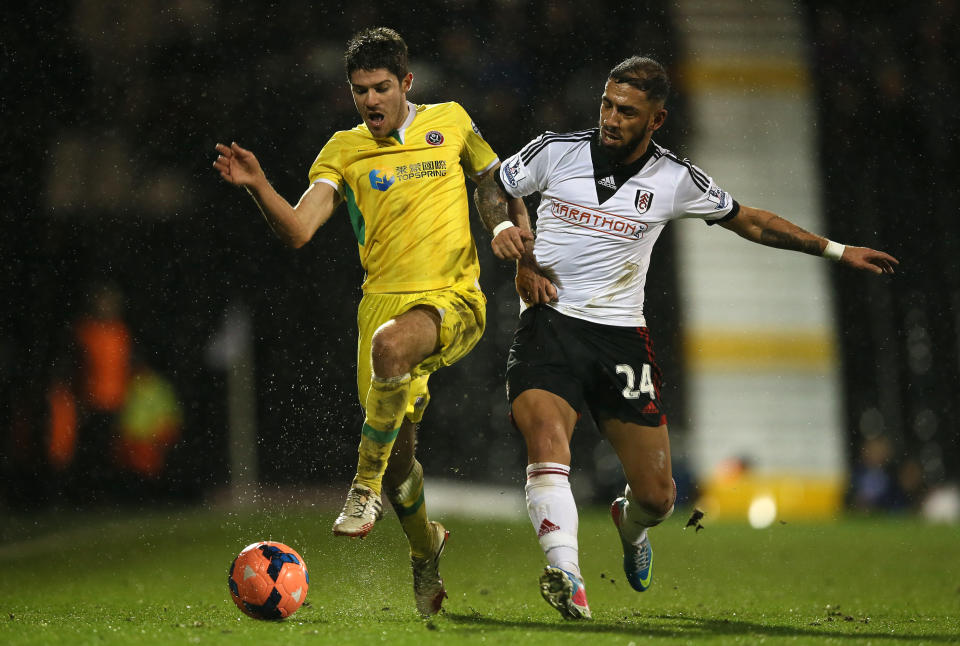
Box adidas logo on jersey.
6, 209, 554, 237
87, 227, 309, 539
597, 175, 616, 189
538, 518, 560, 537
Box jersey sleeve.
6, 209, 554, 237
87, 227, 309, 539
454, 103, 499, 178
673, 159, 738, 224
497, 132, 557, 198
307, 135, 345, 194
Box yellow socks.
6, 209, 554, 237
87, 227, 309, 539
385, 459, 436, 559
354, 373, 411, 495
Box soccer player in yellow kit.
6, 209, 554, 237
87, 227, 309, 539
213, 27, 527, 616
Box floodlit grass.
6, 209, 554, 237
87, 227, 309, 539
1, 503, 958, 645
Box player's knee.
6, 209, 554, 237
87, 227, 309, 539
370, 327, 407, 377
629, 479, 675, 518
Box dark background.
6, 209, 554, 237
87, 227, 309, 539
1, 1, 957, 511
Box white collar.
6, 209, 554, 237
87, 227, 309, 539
393, 101, 417, 143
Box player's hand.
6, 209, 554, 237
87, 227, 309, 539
491, 226, 534, 260
839, 246, 899, 275
516, 264, 558, 304
213, 142, 265, 188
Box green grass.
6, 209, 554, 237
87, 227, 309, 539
1, 504, 958, 645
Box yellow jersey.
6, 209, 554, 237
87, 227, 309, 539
308, 101, 499, 293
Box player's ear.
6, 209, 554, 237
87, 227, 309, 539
650, 107, 667, 132
401, 72, 414, 94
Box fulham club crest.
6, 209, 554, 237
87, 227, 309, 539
635, 189, 654, 214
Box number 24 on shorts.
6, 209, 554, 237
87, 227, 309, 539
616, 363, 655, 400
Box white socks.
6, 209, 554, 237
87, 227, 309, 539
616, 483, 675, 544
525, 462, 581, 579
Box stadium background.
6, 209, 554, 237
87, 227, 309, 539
1, 1, 957, 517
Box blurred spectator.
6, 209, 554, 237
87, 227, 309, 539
850, 435, 910, 511
113, 361, 182, 480
70, 282, 133, 501
75, 283, 131, 413
45, 363, 78, 472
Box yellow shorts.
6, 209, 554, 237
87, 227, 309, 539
356, 282, 486, 423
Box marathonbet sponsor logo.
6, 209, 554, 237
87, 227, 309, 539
550, 199, 647, 240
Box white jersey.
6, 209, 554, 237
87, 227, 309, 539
499, 128, 738, 327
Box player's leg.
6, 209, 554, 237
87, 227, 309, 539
356, 305, 440, 490
512, 388, 590, 619
382, 417, 426, 551
585, 322, 674, 591
334, 305, 440, 538
513, 388, 579, 575
382, 417, 449, 616
506, 306, 591, 618
602, 419, 675, 592
380, 285, 485, 615
383, 419, 436, 557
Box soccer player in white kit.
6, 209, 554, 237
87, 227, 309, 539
474, 56, 898, 619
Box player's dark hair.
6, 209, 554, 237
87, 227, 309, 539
608, 56, 670, 103
344, 27, 409, 82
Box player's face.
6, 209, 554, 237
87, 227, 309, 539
598, 80, 667, 163
349, 68, 413, 138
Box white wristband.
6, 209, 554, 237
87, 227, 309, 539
492, 221, 517, 237
822, 240, 845, 261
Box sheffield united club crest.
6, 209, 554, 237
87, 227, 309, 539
635, 189, 654, 214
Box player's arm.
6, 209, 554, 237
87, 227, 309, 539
213, 142, 339, 248
474, 170, 558, 303
512, 201, 560, 305
720, 204, 899, 275
473, 165, 533, 260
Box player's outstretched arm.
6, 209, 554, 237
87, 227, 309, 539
720, 204, 899, 275
213, 142, 338, 248
473, 168, 533, 260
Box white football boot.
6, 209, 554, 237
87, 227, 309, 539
332, 483, 383, 538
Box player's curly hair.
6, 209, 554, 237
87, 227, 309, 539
608, 56, 670, 104
344, 27, 409, 82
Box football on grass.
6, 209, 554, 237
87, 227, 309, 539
228, 541, 309, 620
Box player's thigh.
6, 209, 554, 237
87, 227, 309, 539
357, 286, 482, 420
356, 293, 432, 413
409, 283, 486, 374
506, 306, 585, 463
371, 305, 442, 373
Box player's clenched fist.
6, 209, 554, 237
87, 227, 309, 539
491, 226, 534, 261
516, 263, 558, 305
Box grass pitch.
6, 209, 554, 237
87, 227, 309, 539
0, 502, 958, 645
